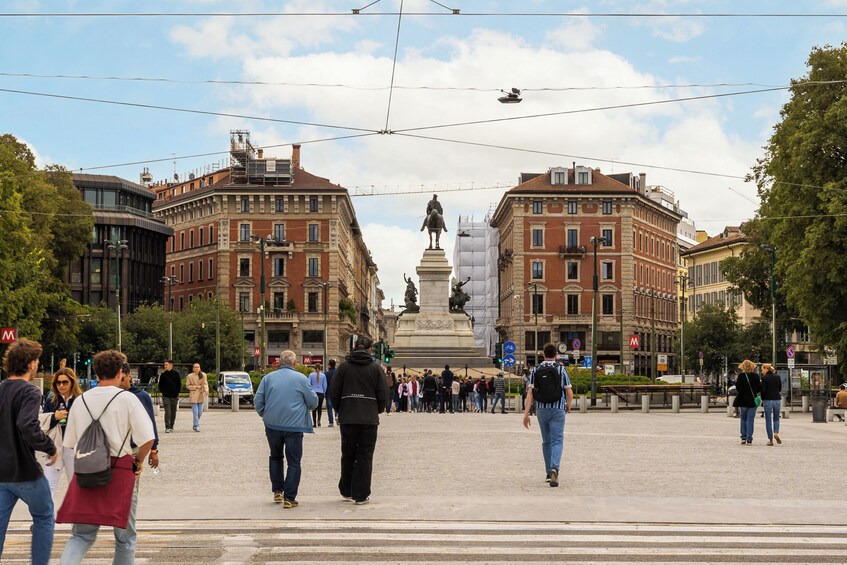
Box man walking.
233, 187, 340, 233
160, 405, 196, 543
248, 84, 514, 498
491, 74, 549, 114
522, 343, 573, 488
327, 337, 389, 505
158, 360, 181, 433
325, 359, 337, 426
441, 365, 454, 413
0, 339, 57, 565
254, 350, 318, 508
491, 372, 507, 414
121, 363, 160, 470
59, 350, 155, 564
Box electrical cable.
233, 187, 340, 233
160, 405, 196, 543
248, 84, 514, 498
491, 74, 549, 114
383, 0, 404, 131
2, 11, 847, 18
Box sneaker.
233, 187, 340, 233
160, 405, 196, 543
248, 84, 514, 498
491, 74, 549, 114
283, 499, 299, 509
165, 428, 173, 433
775, 433, 782, 444
354, 498, 370, 505
740, 440, 747, 445
549, 469, 559, 488
545, 472, 552, 483
341, 495, 353, 501
273, 492, 283, 503
328, 423, 334, 427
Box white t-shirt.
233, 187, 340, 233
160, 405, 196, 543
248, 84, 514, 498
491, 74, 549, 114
63, 386, 155, 458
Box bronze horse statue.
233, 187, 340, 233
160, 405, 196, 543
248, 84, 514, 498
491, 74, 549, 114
420, 208, 447, 249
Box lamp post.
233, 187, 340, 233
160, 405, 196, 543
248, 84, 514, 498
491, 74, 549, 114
160, 275, 179, 360
530, 282, 539, 367
590, 235, 608, 406
677, 274, 688, 376
760, 244, 777, 367
106, 238, 128, 352
317, 281, 331, 366
251, 234, 281, 372
514, 293, 524, 374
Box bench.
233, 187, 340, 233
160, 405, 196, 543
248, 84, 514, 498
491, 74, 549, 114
826, 407, 846, 422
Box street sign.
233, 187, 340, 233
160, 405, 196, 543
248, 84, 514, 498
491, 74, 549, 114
604, 364, 615, 375
787, 358, 795, 369
572, 338, 582, 351
657, 354, 668, 371
254, 347, 261, 357
503, 354, 516, 367
0, 327, 17, 344
582, 355, 592, 368
503, 341, 516, 355
786, 346, 795, 359
698, 351, 704, 359
699, 358, 704, 367
573, 350, 580, 360
629, 335, 639, 349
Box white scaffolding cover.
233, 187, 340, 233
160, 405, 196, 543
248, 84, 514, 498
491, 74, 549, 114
452, 215, 499, 354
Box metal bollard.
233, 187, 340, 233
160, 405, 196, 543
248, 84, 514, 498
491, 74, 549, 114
641, 394, 650, 413
802, 396, 809, 413
672, 395, 680, 413
231, 395, 240, 412
580, 394, 588, 414
610, 396, 618, 413
701, 395, 709, 413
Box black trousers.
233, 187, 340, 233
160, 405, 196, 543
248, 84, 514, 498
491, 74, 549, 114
338, 424, 378, 502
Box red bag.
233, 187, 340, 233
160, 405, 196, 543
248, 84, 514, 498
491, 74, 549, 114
56, 455, 136, 529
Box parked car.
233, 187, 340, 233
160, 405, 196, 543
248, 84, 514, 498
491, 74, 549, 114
217, 371, 254, 404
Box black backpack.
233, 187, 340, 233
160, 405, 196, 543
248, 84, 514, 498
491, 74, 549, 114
533, 364, 563, 404
74, 391, 130, 489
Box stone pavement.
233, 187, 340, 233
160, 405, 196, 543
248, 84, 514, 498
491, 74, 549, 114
6, 405, 847, 562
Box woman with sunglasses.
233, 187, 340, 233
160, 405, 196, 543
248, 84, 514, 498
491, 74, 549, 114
42, 367, 82, 493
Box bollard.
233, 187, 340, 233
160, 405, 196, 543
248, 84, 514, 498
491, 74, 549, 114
727, 404, 734, 417
231, 395, 240, 412
672, 395, 680, 413
641, 394, 650, 413
154, 404, 161, 417
580, 394, 588, 414
701, 395, 709, 413
610, 396, 618, 413
802, 396, 809, 413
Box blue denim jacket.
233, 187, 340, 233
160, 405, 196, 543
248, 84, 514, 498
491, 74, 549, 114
255, 366, 319, 433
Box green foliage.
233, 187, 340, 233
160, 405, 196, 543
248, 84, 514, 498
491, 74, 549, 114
566, 369, 652, 395
750, 43, 847, 377
682, 304, 741, 375
123, 304, 169, 363
77, 305, 117, 356
171, 298, 243, 371
286, 298, 297, 313
339, 298, 357, 323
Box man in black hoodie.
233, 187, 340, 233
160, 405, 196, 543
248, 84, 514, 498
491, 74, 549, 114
158, 360, 181, 433
327, 337, 389, 505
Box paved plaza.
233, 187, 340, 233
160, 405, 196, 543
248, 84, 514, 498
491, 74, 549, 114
6, 405, 847, 562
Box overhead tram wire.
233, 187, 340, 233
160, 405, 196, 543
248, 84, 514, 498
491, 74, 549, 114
2, 11, 847, 18
382, 0, 404, 132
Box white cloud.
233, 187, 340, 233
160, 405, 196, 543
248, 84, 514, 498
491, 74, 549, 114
544, 10, 604, 51
628, 1, 707, 43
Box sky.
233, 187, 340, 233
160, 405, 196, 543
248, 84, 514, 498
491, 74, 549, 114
2, 0, 847, 306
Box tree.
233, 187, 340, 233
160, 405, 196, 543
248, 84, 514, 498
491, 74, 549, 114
172, 298, 243, 372
123, 304, 169, 363
750, 43, 847, 376
683, 304, 742, 377
77, 306, 117, 358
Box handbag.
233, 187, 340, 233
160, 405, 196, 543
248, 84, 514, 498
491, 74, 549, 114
746, 374, 762, 407
56, 455, 136, 529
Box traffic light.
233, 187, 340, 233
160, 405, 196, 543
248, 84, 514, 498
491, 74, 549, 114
492, 341, 503, 368
383, 343, 393, 363
374, 340, 384, 359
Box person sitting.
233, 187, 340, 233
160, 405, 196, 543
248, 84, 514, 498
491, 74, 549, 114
835, 384, 847, 422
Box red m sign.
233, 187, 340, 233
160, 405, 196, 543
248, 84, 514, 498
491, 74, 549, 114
1, 328, 17, 344
629, 335, 640, 349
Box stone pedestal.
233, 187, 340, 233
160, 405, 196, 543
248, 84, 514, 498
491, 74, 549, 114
394, 249, 476, 349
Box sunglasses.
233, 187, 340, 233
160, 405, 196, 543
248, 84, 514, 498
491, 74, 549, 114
56, 380, 71, 385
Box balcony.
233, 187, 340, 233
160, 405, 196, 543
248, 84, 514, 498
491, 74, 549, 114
559, 245, 587, 258
266, 311, 298, 323
552, 314, 592, 325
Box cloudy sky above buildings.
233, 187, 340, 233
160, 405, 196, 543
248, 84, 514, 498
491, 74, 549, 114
3, 0, 847, 305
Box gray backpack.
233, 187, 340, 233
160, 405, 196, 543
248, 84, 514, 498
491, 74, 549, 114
74, 391, 130, 489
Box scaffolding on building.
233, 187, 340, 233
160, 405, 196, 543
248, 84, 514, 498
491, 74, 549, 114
453, 214, 499, 355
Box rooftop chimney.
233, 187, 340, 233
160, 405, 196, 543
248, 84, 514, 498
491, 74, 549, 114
292, 144, 301, 170
257, 148, 264, 159
639, 173, 647, 195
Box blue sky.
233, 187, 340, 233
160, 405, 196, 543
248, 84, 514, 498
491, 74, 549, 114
2, 0, 846, 304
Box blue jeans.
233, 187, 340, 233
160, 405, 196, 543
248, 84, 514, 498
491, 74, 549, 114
535, 406, 566, 473
60, 482, 138, 565
739, 406, 756, 442
763, 399, 781, 440
191, 402, 204, 430
0, 476, 54, 565
325, 397, 335, 424
478, 393, 488, 412
492, 392, 506, 413
265, 427, 303, 501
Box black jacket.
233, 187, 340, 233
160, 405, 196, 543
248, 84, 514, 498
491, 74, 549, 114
327, 349, 390, 425
0, 379, 56, 483
158, 369, 182, 398
422, 375, 438, 393
733, 372, 761, 408
43, 393, 76, 435
761, 373, 782, 401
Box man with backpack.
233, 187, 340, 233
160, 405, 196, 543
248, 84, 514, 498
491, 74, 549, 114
522, 343, 573, 488
59, 350, 154, 564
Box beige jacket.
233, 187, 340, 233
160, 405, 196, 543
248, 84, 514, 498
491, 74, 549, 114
186, 371, 209, 403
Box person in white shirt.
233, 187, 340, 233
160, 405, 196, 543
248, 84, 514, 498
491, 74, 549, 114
59, 350, 155, 565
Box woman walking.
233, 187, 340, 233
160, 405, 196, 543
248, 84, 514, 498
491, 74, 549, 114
733, 360, 761, 445
42, 366, 82, 493
760, 363, 782, 446
186, 363, 209, 432
309, 364, 327, 427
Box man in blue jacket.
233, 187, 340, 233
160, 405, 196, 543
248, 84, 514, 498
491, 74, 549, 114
255, 350, 318, 509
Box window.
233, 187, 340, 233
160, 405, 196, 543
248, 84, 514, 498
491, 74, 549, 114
180, 232, 185, 250
567, 228, 578, 248
308, 292, 319, 313
273, 223, 285, 242
275, 197, 284, 212
179, 297, 184, 311
199, 227, 204, 246
268, 330, 289, 344
567, 261, 579, 280
198, 260, 204, 281
567, 200, 578, 214
239, 292, 250, 313
532, 201, 543, 214
308, 257, 319, 277
553, 171, 566, 185
532, 261, 543, 279
602, 201, 612, 215
179, 264, 184, 282
302, 330, 325, 344
695, 264, 702, 286
90, 258, 102, 284
171, 265, 175, 277
273, 257, 284, 277
578, 171, 589, 184
169, 235, 173, 252
188, 263, 194, 282
189, 230, 194, 248
531, 294, 544, 314
531, 228, 543, 247
273, 292, 285, 313
566, 294, 579, 315
239, 224, 250, 242
309, 197, 319, 212
602, 229, 613, 247
602, 261, 613, 280
602, 294, 614, 315
239, 258, 250, 277
208, 258, 214, 279
240, 196, 250, 212
308, 224, 319, 242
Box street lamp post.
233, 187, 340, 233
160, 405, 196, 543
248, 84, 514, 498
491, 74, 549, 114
530, 282, 539, 366
317, 281, 330, 366
677, 274, 688, 376
251, 234, 281, 372
590, 235, 608, 406
106, 239, 128, 352
160, 275, 178, 360
760, 244, 777, 367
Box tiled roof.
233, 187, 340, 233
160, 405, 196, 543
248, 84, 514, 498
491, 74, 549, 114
680, 227, 747, 255
509, 169, 636, 195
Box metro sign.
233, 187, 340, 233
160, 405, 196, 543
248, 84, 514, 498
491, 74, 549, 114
629, 335, 640, 349
254, 347, 261, 357
1, 328, 17, 344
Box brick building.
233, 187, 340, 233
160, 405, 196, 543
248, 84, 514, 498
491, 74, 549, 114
152, 131, 380, 369
490, 165, 682, 378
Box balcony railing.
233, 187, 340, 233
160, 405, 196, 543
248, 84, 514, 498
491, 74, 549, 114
559, 245, 587, 257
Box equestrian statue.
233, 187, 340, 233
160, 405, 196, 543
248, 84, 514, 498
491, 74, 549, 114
449, 276, 471, 313
420, 194, 447, 250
